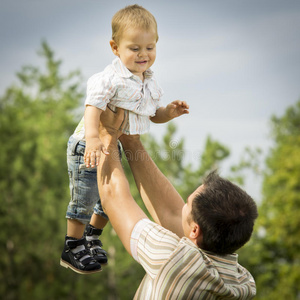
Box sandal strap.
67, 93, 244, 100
87, 239, 103, 248
86, 226, 103, 236
90, 247, 106, 256
66, 237, 85, 249
74, 249, 97, 266
86, 239, 107, 256
74, 249, 89, 260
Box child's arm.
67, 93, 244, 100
150, 100, 189, 124
84, 105, 109, 168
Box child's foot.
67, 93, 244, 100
85, 224, 108, 265
60, 236, 102, 274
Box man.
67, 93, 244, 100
97, 108, 258, 299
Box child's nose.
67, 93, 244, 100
138, 49, 147, 57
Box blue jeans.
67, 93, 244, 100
65, 136, 108, 225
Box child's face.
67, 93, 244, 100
110, 27, 157, 80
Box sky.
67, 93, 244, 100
1, 0, 300, 200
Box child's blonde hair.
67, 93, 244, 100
111, 4, 158, 44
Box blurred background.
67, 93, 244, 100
1, 0, 299, 299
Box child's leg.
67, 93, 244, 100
67, 218, 86, 239
84, 141, 122, 263
90, 212, 109, 229
61, 137, 102, 274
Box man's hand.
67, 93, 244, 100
98, 107, 125, 147
119, 134, 140, 145
165, 100, 189, 119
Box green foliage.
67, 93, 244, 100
141, 126, 230, 201
238, 101, 300, 299
0, 41, 83, 299
229, 147, 263, 186
181, 135, 230, 199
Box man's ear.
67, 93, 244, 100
110, 40, 119, 56
189, 222, 201, 240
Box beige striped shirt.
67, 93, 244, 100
72, 57, 163, 140
130, 219, 256, 300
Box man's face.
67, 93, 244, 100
182, 185, 204, 237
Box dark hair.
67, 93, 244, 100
191, 171, 258, 255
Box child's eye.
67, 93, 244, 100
131, 48, 139, 52
147, 47, 153, 51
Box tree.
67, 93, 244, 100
181, 135, 230, 200
238, 101, 300, 299
139, 124, 230, 201
0, 41, 85, 299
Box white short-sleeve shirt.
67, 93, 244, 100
73, 57, 164, 139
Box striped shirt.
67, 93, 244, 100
72, 57, 163, 140
130, 219, 256, 300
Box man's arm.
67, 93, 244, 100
97, 110, 147, 255
119, 135, 185, 237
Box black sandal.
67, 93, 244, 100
60, 236, 102, 274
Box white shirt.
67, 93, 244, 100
72, 57, 163, 140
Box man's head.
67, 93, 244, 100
184, 171, 258, 255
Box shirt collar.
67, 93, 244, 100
112, 57, 153, 80
203, 249, 238, 264
182, 238, 238, 264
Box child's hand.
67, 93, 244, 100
165, 100, 189, 119
84, 137, 109, 168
